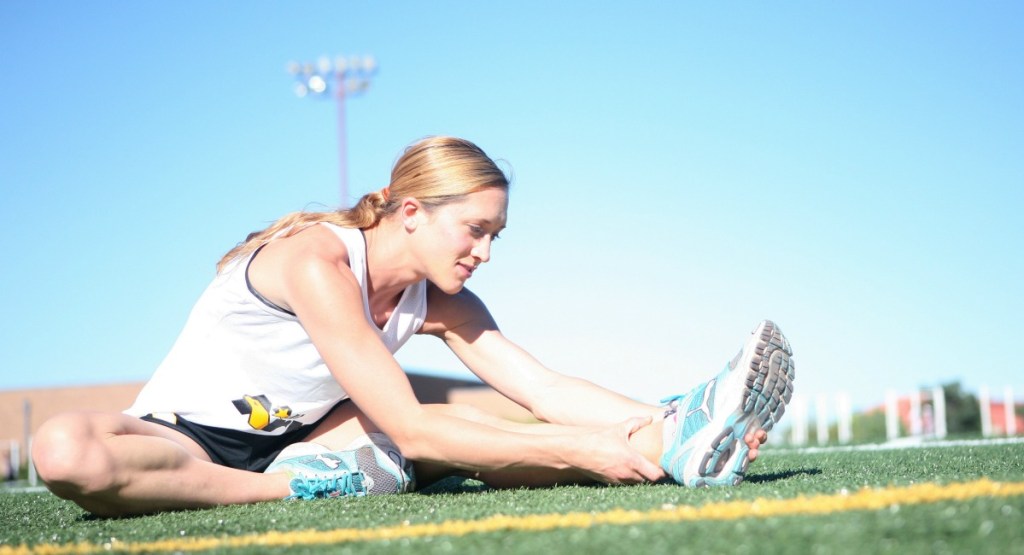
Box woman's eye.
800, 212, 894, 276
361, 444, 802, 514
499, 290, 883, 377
469, 225, 499, 240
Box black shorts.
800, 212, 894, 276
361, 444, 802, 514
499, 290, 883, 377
140, 401, 347, 472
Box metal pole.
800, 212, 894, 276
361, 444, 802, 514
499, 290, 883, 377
815, 394, 829, 445
287, 54, 376, 208
28, 437, 36, 486
335, 73, 349, 208
9, 440, 18, 481
885, 389, 899, 441
22, 399, 30, 465
836, 393, 852, 444
932, 385, 947, 439
22, 398, 31, 482
791, 395, 807, 446
980, 386, 992, 437
1005, 386, 1017, 436
909, 389, 922, 437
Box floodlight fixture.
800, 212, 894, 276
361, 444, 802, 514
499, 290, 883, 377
286, 53, 378, 207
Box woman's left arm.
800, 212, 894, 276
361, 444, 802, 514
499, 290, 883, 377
423, 284, 662, 427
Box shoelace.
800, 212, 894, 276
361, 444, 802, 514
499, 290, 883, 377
290, 471, 366, 499
660, 394, 684, 418
661, 385, 715, 423
660, 394, 686, 405
661, 374, 721, 417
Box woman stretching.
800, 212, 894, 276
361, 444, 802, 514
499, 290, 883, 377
32, 136, 795, 516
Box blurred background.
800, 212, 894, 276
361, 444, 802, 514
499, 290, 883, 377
1, 2, 1021, 466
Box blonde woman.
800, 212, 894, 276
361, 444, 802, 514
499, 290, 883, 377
32, 136, 795, 516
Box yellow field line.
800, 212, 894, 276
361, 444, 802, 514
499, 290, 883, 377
7, 478, 1024, 555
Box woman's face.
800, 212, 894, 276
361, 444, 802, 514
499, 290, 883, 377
414, 187, 508, 294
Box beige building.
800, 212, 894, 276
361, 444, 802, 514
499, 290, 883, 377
0, 375, 530, 479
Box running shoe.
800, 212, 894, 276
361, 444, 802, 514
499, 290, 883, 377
266, 448, 368, 500
267, 442, 412, 499
660, 319, 795, 487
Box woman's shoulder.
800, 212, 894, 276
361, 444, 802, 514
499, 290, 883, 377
243, 223, 362, 316
259, 223, 354, 273
316, 221, 361, 240
420, 283, 495, 336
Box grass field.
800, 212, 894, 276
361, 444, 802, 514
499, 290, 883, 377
2, 439, 1023, 554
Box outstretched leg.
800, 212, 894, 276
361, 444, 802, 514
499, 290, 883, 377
292, 401, 767, 490
290, 400, 620, 488
416, 404, 766, 489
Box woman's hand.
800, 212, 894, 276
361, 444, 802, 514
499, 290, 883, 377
566, 416, 666, 485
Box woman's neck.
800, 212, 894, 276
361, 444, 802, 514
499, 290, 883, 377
362, 222, 422, 302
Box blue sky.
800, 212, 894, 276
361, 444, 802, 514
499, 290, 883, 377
2, 2, 1021, 417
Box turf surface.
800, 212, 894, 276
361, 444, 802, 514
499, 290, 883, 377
1, 441, 1022, 554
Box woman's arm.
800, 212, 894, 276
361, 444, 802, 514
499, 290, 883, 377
256, 227, 662, 484
421, 283, 663, 427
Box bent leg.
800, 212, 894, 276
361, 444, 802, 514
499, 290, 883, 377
32, 411, 292, 516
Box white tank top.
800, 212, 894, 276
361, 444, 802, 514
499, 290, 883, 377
125, 223, 428, 434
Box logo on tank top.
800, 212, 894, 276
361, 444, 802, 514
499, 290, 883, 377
232, 394, 305, 433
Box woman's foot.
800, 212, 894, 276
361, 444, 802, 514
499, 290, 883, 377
659, 320, 795, 487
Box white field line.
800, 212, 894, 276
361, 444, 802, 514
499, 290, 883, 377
768, 436, 1024, 455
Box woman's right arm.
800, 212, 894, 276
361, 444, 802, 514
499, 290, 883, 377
258, 227, 661, 484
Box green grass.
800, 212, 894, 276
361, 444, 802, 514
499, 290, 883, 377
2, 441, 1023, 554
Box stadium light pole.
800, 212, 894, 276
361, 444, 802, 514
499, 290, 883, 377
287, 54, 378, 207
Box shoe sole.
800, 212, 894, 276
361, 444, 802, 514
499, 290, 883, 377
686, 320, 795, 487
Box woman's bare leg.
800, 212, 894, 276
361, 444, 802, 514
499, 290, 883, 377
300, 402, 716, 489
35, 403, 767, 515
32, 411, 293, 516
299, 402, 609, 488
439, 415, 766, 489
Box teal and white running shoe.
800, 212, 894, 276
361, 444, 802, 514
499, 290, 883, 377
267, 439, 413, 499
660, 320, 795, 487
266, 448, 368, 500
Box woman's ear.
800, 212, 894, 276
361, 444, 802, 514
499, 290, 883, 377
400, 198, 423, 232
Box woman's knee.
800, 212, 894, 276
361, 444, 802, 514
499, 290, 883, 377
32, 412, 119, 495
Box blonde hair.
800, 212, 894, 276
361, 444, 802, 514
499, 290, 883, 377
217, 136, 509, 272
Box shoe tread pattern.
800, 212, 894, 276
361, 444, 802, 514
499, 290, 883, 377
691, 320, 794, 487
